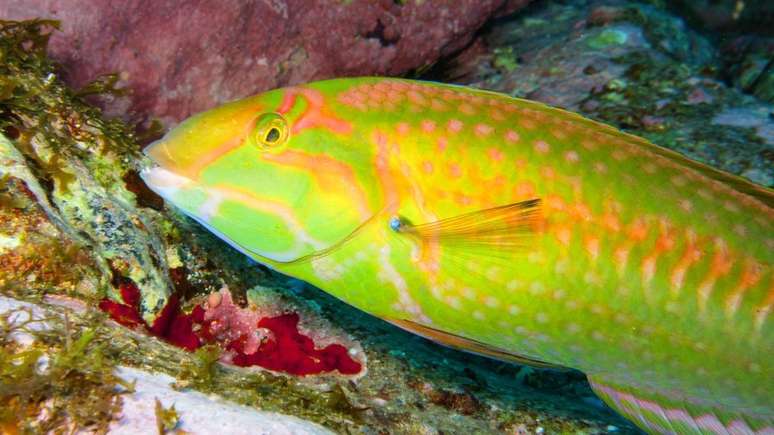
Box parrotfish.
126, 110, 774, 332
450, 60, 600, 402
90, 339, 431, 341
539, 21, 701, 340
140, 77, 773, 434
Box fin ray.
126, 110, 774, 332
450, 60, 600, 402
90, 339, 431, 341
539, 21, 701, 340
387, 318, 561, 369
393, 198, 541, 254
588, 376, 772, 434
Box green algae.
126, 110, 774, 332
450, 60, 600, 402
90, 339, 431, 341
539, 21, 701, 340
0, 19, 173, 321
586, 28, 629, 49
174, 344, 221, 390
492, 47, 519, 73
0, 307, 126, 433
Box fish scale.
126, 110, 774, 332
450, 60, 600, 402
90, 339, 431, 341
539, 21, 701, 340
141, 77, 773, 434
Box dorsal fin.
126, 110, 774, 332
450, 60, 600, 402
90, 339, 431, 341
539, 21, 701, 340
495, 93, 774, 209
387, 318, 561, 369
604, 127, 774, 208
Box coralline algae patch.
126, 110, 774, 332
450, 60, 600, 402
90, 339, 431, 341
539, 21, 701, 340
98, 284, 364, 376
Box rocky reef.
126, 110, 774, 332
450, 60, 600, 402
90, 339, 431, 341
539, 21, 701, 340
449, 0, 774, 187
1, 0, 530, 126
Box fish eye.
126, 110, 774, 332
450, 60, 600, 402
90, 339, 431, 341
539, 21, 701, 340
265, 127, 281, 143
250, 112, 289, 151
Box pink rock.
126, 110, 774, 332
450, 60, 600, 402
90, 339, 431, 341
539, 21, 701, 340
203, 288, 265, 357
2, 0, 531, 126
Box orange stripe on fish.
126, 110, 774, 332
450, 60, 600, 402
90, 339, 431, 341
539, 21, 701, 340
669, 229, 702, 295
279, 87, 353, 135
724, 259, 764, 318
262, 149, 372, 220
697, 238, 734, 313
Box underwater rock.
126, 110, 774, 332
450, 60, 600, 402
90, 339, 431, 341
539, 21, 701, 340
114, 367, 335, 435
0, 21, 172, 322
458, 0, 774, 186
1, 0, 531, 126
672, 0, 774, 36
719, 35, 774, 103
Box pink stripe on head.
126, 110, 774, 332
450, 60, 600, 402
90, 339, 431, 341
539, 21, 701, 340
277, 89, 299, 114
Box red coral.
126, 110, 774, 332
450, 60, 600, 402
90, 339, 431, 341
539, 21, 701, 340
149, 294, 201, 351
97, 282, 143, 328
99, 283, 202, 350
230, 313, 362, 376
99, 283, 362, 376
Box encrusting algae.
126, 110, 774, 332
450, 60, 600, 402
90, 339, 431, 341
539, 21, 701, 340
99, 282, 362, 375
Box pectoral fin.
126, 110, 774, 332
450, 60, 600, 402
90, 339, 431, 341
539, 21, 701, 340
391, 198, 541, 252
387, 318, 561, 369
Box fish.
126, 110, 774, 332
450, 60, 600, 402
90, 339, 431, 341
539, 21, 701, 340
140, 77, 773, 434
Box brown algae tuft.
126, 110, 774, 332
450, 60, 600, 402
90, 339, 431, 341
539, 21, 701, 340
0, 305, 127, 433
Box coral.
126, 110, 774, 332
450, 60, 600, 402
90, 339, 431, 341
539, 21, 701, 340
229, 313, 361, 376
99, 284, 363, 376
200, 289, 264, 355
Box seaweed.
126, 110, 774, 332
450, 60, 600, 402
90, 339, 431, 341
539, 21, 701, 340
0, 18, 173, 321
174, 344, 222, 390
0, 308, 126, 433
0, 20, 139, 161
154, 398, 180, 434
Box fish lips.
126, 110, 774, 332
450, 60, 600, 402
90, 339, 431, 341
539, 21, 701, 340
139, 162, 194, 203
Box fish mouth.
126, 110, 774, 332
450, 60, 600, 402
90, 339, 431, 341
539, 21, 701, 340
139, 164, 195, 202
140, 134, 198, 199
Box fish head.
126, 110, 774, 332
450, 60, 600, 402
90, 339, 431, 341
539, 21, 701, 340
141, 82, 375, 266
